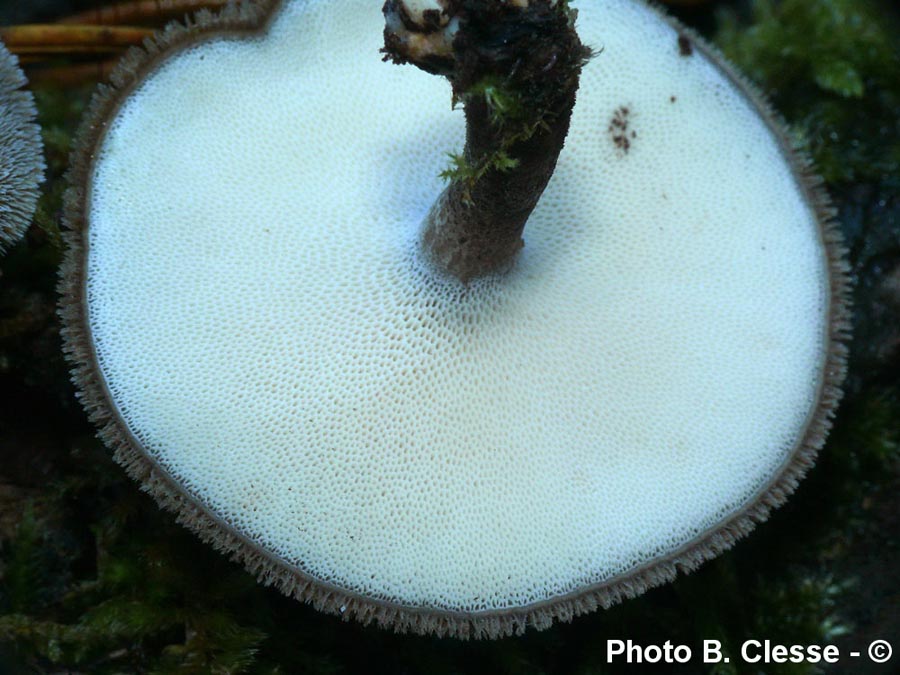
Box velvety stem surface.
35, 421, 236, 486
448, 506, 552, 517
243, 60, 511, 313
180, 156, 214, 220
383, 0, 591, 282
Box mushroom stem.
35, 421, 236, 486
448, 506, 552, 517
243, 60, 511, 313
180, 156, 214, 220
383, 0, 591, 282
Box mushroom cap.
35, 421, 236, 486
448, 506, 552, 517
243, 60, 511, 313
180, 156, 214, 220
60, 0, 849, 637
0, 40, 44, 252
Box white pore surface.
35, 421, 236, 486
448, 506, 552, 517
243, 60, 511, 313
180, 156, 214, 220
87, 0, 829, 612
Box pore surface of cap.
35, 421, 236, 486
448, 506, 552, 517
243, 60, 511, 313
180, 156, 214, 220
65, 0, 846, 636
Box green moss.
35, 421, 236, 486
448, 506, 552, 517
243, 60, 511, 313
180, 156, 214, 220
441, 74, 557, 193
454, 76, 527, 126
716, 0, 900, 184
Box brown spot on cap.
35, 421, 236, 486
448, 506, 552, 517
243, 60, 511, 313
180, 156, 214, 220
678, 34, 692, 57
608, 105, 633, 155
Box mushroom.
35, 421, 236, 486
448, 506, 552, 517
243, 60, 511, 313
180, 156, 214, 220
0, 40, 44, 252
59, 0, 849, 638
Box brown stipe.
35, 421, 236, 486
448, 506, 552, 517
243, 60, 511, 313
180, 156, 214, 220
383, 0, 592, 282
58, 0, 851, 639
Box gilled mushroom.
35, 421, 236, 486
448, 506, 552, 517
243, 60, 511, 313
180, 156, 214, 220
60, 0, 849, 638
0, 40, 44, 252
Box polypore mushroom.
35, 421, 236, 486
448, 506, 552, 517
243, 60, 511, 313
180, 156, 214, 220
60, 0, 849, 638
0, 40, 44, 252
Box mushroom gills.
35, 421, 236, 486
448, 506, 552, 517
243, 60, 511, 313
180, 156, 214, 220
0, 40, 44, 252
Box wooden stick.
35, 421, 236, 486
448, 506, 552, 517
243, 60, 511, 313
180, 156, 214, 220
0, 25, 153, 50
60, 0, 229, 26
24, 60, 119, 87
12, 46, 136, 56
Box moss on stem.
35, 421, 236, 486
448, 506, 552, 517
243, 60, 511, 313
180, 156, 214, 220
383, 0, 592, 281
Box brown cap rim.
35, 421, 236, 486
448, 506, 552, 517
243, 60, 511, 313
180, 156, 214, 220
57, 0, 852, 639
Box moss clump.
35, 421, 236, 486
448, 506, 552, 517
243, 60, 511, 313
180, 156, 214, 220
716, 0, 900, 184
